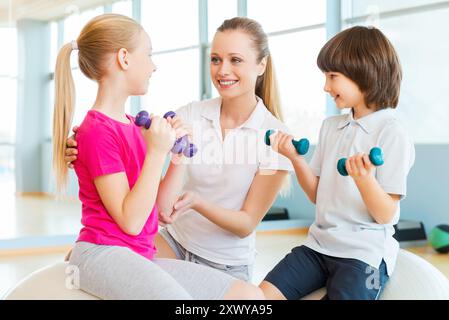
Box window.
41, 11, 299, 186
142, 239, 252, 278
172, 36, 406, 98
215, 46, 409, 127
141, 49, 200, 115
342, 0, 449, 143
112, 0, 133, 17
49, 21, 58, 73
248, 0, 326, 33
0, 28, 17, 77
207, 0, 238, 99
141, 0, 200, 114
0, 78, 17, 188
0, 28, 17, 143
342, 0, 449, 18
0, 27, 17, 192
269, 29, 327, 142
63, 6, 104, 43
0, 78, 18, 143
71, 69, 99, 127
141, 0, 198, 51
208, 0, 237, 40
247, 0, 327, 143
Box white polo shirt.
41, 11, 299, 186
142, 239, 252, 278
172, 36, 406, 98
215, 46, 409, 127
304, 109, 415, 275
167, 97, 293, 265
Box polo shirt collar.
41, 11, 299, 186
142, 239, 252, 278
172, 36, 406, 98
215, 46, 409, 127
200, 96, 266, 130
200, 97, 220, 123
337, 108, 396, 134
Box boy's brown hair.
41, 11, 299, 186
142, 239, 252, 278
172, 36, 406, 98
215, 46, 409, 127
317, 26, 402, 110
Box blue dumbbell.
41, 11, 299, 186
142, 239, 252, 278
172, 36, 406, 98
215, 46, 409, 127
135, 110, 198, 158
264, 129, 310, 155
337, 147, 384, 176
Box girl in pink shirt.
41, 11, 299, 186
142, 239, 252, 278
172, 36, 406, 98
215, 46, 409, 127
52, 13, 263, 300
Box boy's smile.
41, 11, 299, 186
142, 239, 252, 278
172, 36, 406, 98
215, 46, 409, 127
323, 71, 373, 119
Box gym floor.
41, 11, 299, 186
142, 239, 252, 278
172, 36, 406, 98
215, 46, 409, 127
1, 195, 448, 299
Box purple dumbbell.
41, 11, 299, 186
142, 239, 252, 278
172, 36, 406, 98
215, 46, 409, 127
135, 110, 197, 158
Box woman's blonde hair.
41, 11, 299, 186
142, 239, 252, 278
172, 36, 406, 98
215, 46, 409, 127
217, 17, 283, 121
52, 13, 143, 192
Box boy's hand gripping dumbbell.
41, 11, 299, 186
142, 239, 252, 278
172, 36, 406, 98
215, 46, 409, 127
337, 147, 384, 176
265, 129, 310, 156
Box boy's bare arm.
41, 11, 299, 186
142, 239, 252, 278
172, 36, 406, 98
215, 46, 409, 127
347, 153, 400, 224
354, 176, 400, 225
269, 131, 319, 204
291, 156, 319, 204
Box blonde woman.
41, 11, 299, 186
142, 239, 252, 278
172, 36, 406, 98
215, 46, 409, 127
54, 13, 264, 299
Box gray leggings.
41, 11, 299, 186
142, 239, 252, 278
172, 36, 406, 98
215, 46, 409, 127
69, 241, 237, 300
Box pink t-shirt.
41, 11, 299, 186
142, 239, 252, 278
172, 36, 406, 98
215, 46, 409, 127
74, 110, 158, 260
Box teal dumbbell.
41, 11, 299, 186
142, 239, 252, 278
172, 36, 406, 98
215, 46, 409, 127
337, 147, 384, 176
264, 129, 310, 155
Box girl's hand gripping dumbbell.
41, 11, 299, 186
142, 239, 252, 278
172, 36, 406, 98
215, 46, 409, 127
135, 110, 198, 158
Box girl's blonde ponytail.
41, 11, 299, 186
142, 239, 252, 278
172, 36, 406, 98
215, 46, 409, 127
52, 43, 75, 192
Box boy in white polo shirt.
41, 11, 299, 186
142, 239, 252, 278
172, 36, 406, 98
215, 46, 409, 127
260, 26, 415, 300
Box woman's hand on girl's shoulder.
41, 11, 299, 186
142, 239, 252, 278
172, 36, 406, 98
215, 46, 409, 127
65, 126, 79, 168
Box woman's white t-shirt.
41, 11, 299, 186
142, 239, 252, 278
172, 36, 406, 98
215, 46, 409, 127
167, 97, 293, 265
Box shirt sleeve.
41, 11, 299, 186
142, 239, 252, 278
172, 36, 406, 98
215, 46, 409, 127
376, 123, 415, 199
175, 103, 193, 123
309, 120, 327, 177
78, 123, 126, 179
259, 148, 294, 171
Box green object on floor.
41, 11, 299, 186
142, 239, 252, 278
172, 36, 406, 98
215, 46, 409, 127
429, 224, 449, 253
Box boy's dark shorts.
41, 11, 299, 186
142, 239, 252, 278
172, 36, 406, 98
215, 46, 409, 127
264, 245, 389, 300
